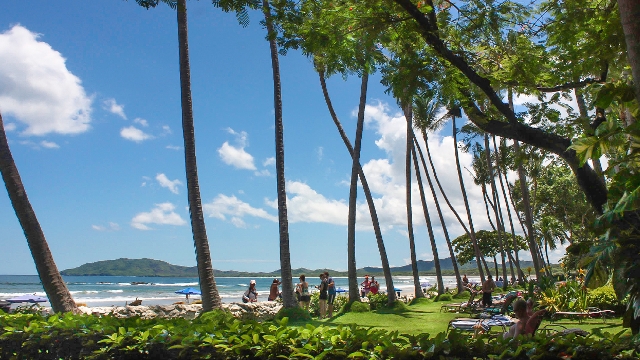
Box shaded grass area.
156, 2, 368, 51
290, 298, 627, 337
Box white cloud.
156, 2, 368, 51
133, 117, 148, 127
203, 194, 278, 227
218, 128, 256, 170
0, 25, 92, 136
103, 98, 126, 119
317, 147, 324, 161
156, 173, 182, 194
4, 122, 16, 132
285, 181, 349, 224
92, 222, 120, 231
166, 144, 181, 150
120, 126, 153, 142
162, 125, 171, 134
254, 169, 271, 177
263, 157, 275, 167
40, 140, 59, 149
131, 202, 186, 230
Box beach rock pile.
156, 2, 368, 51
77, 301, 283, 321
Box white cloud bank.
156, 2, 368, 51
92, 222, 120, 232
131, 202, 186, 230
218, 128, 256, 170
156, 173, 182, 194
0, 25, 92, 136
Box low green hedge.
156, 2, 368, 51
1, 311, 638, 359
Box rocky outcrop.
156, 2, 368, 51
77, 301, 283, 321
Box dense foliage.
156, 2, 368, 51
1, 311, 639, 359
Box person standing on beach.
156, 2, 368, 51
317, 273, 328, 319
482, 275, 496, 306
369, 276, 379, 295
296, 275, 310, 311
268, 279, 281, 301
243, 280, 259, 303
325, 271, 336, 317
360, 275, 371, 297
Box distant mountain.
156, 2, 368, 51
61, 258, 547, 277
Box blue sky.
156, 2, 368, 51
0, 1, 562, 275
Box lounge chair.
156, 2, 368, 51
552, 307, 615, 323
447, 315, 512, 335
475, 293, 518, 315
440, 291, 479, 313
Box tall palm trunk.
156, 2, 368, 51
0, 112, 77, 313
618, 0, 640, 105
414, 135, 463, 292
484, 134, 508, 290
176, 0, 221, 311
262, 0, 295, 308
404, 104, 423, 298
513, 140, 543, 280
452, 117, 485, 281
317, 68, 395, 304
411, 137, 442, 295
346, 71, 369, 302
496, 138, 523, 283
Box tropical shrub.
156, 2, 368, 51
587, 284, 626, 313
434, 293, 452, 302
349, 301, 370, 312
1, 311, 638, 359
538, 280, 589, 313
453, 290, 471, 299
367, 292, 388, 309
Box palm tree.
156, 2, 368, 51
411, 137, 444, 294
403, 103, 423, 298
451, 113, 485, 282
484, 134, 508, 289
317, 65, 396, 304
412, 97, 463, 292
175, 0, 222, 310
0, 112, 77, 313
262, 0, 295, 308
345, 70, 370, 302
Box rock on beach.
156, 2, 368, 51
76, 301, 283, 321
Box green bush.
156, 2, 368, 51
367, 292, 388, 309
587, 285, 626, 313
410, 297, 432, 305
434, 293, 452, 302
1, 311, 638, 359
276, 306, 311, 321
349, 301, 370, 312
453, 290, 471, 299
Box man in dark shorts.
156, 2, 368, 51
482, 275, 496, 307
325, 271, 336, 317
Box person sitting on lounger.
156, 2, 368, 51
503, 299, 530, 339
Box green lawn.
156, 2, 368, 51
293, 298, 627, 337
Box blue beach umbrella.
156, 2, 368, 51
175, 287, 201, 303
7, 294, 48, 304
335, 288, 347, 293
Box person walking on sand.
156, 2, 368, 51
296, 275, 311, 311
243, 280, 259, 303
268, 279, 281, 301
482, 275, 496, 307
325, 271, 336, 317
317, 273, 328, 319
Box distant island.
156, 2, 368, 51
61, 258, 546, 277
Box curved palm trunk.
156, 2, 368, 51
496, 138, 523, 283
347, 71, 369, 302
484, 134, 508, 290
513, 140, 543, 280
176, 0, 221, 311
414, 135, 463, 292
452, 117, 485, 281
317, 68, 396, 304
0, 112, 77, 313
411, 137, 442, 295
262, 0, 295, 308
404, 104, 422, 298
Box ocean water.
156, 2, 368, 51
0, 274, 473, 308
